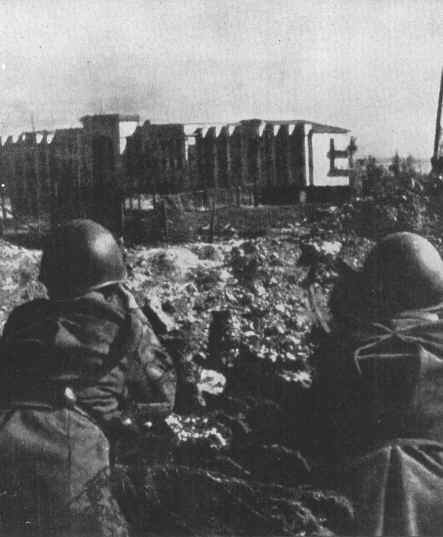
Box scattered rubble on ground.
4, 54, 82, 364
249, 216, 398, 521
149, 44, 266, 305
0, 240, 44, 330
1, 192, 442, 535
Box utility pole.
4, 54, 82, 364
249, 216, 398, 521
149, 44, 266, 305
432, 68, 443, 175
0, 183, 5, 236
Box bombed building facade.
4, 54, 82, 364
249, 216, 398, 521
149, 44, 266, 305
0, 114, 139, 232
0, 113, 355, 232
126, 118, 355, 196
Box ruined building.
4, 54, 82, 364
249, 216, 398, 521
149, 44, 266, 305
0, 114, 355, 232
126, 118, 354, 196
0, 114, 139, 232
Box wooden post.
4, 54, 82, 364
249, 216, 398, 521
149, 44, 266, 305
211, 129, 219, 208
226, 128, 232, 189
161, 199, 168, 243
254, 133, 262, 206
288, 125, 297, 189
237, 126, 248, 207
45, 143, 55, 229
193, 130, 202, 192
11, 147, 19, 232
212, 130, 218, 189
50, 144, 60, 230
152, 139, 159, 206
34, 144, 41, 233
76, 131, 83, 218
0, 186, 6, 225
201, 131, 209, 208
21, 143, 28, 217
0, 187, 4, 236
239, 125, 248, 189
284, 126, 292, 186
209, 198, 216, 243
141, 137, 150, 209
271, 130, 277, 187
328, 138, 335, 173
308, 130, 314, 186
178, 131, 186, 192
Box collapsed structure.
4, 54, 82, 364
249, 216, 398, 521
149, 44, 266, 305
0, 114, 355, 232
128, 119, 354, 197
0, 114, 139, 232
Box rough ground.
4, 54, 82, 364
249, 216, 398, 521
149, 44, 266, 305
0, 191, 441, 536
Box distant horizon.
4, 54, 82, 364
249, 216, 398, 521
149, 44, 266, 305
0, 113, 435, 164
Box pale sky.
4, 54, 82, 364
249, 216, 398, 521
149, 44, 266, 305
0, 0, 442, 159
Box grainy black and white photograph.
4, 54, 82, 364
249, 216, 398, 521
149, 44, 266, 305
0, 0, 442, 535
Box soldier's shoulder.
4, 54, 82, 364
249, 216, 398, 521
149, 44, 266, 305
4, 299, 51, 332
9, 298, 51, 317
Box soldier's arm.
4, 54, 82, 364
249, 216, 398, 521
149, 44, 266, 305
124, 305, 177, 423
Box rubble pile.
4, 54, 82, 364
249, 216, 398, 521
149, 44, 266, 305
2, 193, 439, 535
0, 223, 361, 534
119, 227, 370, 534
0, 240, 43, 329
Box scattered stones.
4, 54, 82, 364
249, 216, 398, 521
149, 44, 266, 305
0, 203, 398, 535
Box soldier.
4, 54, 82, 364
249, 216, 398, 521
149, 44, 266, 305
314, 232, 443, 536
0, 219, 176, 536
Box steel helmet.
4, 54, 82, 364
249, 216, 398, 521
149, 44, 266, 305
361, 232, 443, 315
40, 219, 126, 299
